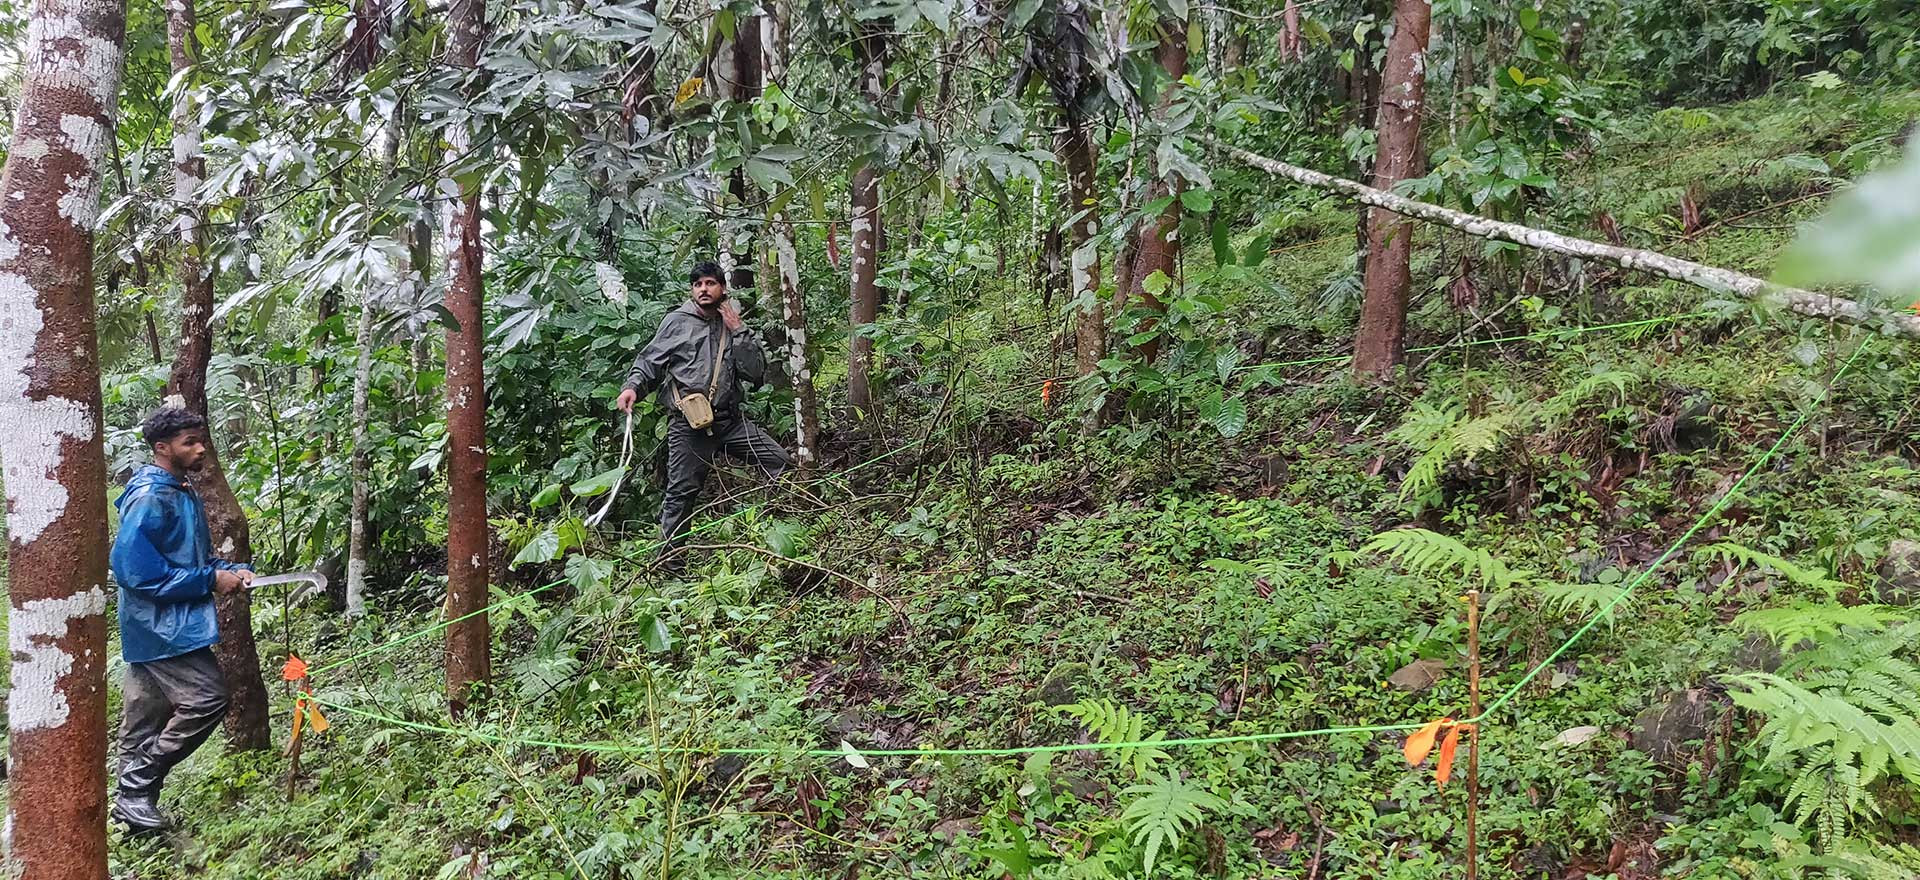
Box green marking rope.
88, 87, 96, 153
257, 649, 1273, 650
299, 320, 1869, 763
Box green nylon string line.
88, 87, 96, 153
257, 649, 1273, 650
309, 436, 933, 679
305, 694, 1421, 758
1466, 335, 1873, 724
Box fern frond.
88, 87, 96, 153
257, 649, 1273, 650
1733, 602, 1898, 648
1697, 542, 1851, 598
1120, 774, 1226, 876
1541, 370, 1640, 419
1059, 699, 1169, 777
1536, 581, 1630, 625
1362, 528, 1533, 589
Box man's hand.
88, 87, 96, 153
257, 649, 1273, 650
214, 570, 245, 595
238, 569, 256, 589
719, 300, 744, 333
616, 388, 638, 413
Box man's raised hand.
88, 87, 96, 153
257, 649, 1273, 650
720, 300, 744, 332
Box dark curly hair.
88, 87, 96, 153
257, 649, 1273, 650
688, 260, 725, 286
141, 407, 207, 446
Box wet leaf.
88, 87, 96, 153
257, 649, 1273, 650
1404, 717, 1447, 766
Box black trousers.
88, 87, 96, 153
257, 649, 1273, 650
117, 647, 229, 796
660, 413, 789, 550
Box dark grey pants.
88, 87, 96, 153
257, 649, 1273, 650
660, 412, 789, 549
117, 647, 229, 796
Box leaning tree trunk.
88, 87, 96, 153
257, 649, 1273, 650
164, 0, 273, 751
763, 1, 821, 466
0, 0, 126, 874
845, 23, 887, 422
1058, 115, 1105, 378
442, 0, 491, 714
1221, 142, 1920, 339
1353, 0, 1432, 380
1126, 14, 1189, 362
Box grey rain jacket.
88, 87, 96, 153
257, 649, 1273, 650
622, 301, 768, 416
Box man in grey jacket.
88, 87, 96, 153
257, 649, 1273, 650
615, 261, 789, 557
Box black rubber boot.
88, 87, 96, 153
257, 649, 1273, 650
111, 789, 169, 832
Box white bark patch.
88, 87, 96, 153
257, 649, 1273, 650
344, 558, 367, 618
7, 586, 108, 731
775, 232, 800, 291
12, 138, 49, 163
162, 393, 185, 409
27, 11, 124, 108
851, 218, 872, 236
57, 171, 103, 228
1070, 245, 1098, 297
217, 536, 235, 556
60, 114, 106, 163
0, 219, 18, 263
0, 274, 98, 543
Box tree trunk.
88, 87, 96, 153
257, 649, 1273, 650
1353, 0, 1432, 380
163, 0, 273, 752
762, 2, 819, 465
846, 24, 886, 422
442, 0, 490, 714
0, 0, 125, 873
1058, 117, 1104, 378
1223, 143, 1920, 338
348, 107, 407, 619
1126, 15, 1189, 362
723, 12, 761, 291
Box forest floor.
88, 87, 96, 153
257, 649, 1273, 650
40, 87, 1920, 879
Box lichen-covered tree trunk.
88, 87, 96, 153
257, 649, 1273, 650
0, 0, 126, 874
442, 0, 491, 713
846, 23, 887, 422
1223, 142, 1920, 339
163, 0, 272, 752
1058, 117, 1104, 378
1352, 0, 1432, 380
1126, 15, 1189, 363
763, 2, 819, 466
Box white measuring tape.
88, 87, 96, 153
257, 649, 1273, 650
584, 411, 636, 528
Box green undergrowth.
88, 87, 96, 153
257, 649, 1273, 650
88, 90, 1920, 879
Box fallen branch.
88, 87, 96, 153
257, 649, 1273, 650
1220, 144, 1920, 339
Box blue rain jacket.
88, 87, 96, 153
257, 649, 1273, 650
109, 464, 249, 663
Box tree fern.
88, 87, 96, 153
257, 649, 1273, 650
1119, 773, 1226, 876
1361, 528, 1535, 589
1697, 541, 1850, 598
1059, 699, 1170, 778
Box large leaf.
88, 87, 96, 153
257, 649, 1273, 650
1777, 144, 1920, 303
510, 526, 562, 568
569, 466, 626, 498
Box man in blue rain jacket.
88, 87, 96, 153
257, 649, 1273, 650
108, 407, 253, 831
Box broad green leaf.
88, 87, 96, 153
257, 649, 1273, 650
511, 527, 562, 568
530, 483, 563, 508
636, 613, 672, 652
1777, 144, 1920, 302
570, 466, 626, 498
1211, 219, 1231, 267
1179, 189, 1213, 214
565, 555, 613, 591
1141, 269, 1172, 295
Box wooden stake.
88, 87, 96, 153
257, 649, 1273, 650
1465, 589, 1482, 880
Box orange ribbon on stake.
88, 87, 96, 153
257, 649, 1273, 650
1404, 717, 1473, 791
